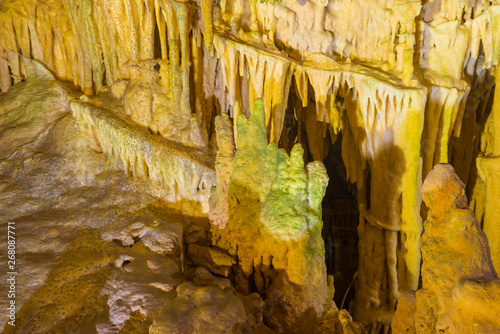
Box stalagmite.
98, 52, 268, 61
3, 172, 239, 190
2, 0, 500, 332
393, 164, 500, 333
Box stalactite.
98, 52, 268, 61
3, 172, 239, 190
263, 59, 295, 142
306, 68, 335, 123
305, 103, 326, 161
293, 67, 309, 107
137, 0, 156, 60
213, 35, 296, 143
213, 37, 239, 107
421, 87, 469, 178
70, 99, 216, 212
200, 0, 214, 51
190, 25, 219, 137
450, 66, 495, 187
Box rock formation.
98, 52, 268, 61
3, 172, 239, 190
209, 99, 331, 333
1, 0, 500, 332
392, 163, 500, 333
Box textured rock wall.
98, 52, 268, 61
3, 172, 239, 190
2, 0, 500, 330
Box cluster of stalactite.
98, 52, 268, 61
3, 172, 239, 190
207, 2, 500, 331
2, 0, 500, 331
70, 99, 216, 211
0, 0, 188, 93
211, 32, 426, 330
0, 0, 205, 146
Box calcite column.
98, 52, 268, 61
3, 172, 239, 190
341, 77, 426, 330
477, 156, 500, 272
477, 65, 500, 273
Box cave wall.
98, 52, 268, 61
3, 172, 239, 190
1, 0, 500, 331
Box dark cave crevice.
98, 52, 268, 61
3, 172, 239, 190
321, 132, 359, 309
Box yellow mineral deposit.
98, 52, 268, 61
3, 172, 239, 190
1, 0, 500, 333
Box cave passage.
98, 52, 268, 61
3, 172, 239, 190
321, 133, 359, 309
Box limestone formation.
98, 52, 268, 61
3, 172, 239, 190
1, 0, 500, 332
209, 99, 330, 333
392, 164, 500, 333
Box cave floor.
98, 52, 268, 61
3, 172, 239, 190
0, 99, 213, 332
